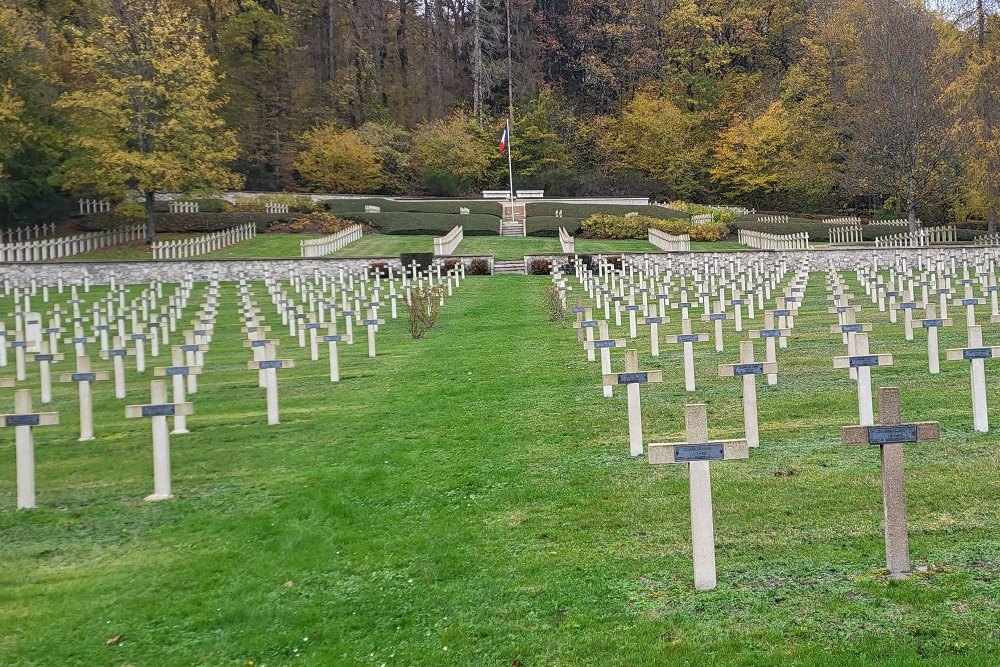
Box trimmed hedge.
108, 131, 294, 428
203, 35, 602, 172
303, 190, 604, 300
75, 212, 302, 233
326, 197, 503, 216
525, 202, 689, 221
526, 216, 583, 237
344, 212, 501, 236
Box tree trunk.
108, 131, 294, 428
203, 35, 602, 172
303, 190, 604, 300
906, 173, 917, 232
144, 191, 156, 242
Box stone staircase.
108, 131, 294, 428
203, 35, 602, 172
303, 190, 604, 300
493, 259, 524, 275
500, 221, 524, 236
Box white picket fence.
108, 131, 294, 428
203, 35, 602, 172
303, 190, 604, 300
169, 201, 200, 214
433, 225, 463, 256
299, 225, 364, 257
364, 205, 381, 213
824, 216, 862, 225
648, 227, 691, 251
265, 202, 290, 214
151, 223, 256, 259
3, 223, 56, 243
975, 234, 1000, 247
78, 199, 111, 215
691, 213, 713, 224
558, 226, 575, 253
828, 224, 863, 244
874, 230, 927, 248
0, 223, 143, 261
758, 214, 789, 224
870, 218, 917, 227
738, 229, 810, 250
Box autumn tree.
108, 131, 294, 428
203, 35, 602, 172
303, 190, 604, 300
601, 91, 706, 199
0, 0, 63, 221
293, 125, 384, 193
410, 113, 490, 193
55, 0, 242, 241
940, 1, 999, 232
842, 0, 958, 229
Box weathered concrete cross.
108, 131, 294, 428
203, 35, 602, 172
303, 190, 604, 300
841, 387, 939, 579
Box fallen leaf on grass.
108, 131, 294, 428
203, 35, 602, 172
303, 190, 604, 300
106, 634, 123, 646
283, 580, 294, 588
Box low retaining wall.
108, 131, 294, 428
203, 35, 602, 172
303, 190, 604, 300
524, 245, 1000, 272
0, 254, 495, 283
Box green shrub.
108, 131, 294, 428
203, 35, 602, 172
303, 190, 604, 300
75, 212, 301, 233
422, 170, 460, 197
325, 197, 502, 216
649, 219, 692, 235
344, 212, 500, 236
528, 258, 552, 275
526, 216, 583, 237
468, 258, 490, 275
525, 202, 688, 221
399, 252, 435, 271
581, 213, 673, 239
269, 212, 355, 234
235, 194, 322, 213
368, 261, 390, 278
115, 202, 145, 219
689, 222, 728, 242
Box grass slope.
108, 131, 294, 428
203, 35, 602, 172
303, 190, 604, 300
0, 276, 998, 665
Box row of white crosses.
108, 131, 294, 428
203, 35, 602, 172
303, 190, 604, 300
2, 223, 56, 243
168, 201, 199, 213
235, 258, 465, 424
555, 246, 1000, 590
0, 275, 219, 504
77, 198, 111, 214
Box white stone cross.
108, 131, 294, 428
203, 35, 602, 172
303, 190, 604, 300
916, 303, 951, 374
602, 349, 663, 457
247, 352, 296, 425
58, 356, 109, 441
641, 305, 669, 357
664, 320, 709, 391
700, 303, 730, 352
100, 336, 135, 398
0, 389, 59, 509
30, 341, 64, 404
833, 333, 893, 426
648, 403, 749, 591
718, 341, 777, 448
945, 325, 1000, 432
584, 320, 625, 398
153, 347, 202, 435
361, 308, 386, 358
125, 380, 193, 501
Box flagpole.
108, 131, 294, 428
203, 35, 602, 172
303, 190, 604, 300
506, 0, 514, 202
506, 120, 514, 201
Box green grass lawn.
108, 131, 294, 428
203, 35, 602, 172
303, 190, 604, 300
54, 231, 824, 261
1, 274, 999, 665
65, 234, 323, 260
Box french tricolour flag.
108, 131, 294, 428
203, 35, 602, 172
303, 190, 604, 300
498, 121, 509, 153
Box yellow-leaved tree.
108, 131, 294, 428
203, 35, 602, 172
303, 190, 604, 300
410, 112, 489, 193
55, 0, 242, 241
600, 91, 706, 199
0, 82, 25, 182
710, 101, 792, 207
293, 125, 384, 193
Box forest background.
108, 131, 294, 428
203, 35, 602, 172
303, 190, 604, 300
0, 0, 996, 230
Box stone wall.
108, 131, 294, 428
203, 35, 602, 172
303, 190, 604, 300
0, 255, 494, 284
525, 246, 1000, 272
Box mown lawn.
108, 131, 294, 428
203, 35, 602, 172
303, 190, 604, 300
62, 233, 746, 261
0, 273, 998, 665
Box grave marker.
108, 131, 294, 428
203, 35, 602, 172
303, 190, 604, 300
125, 380, 194, 501
602, 349, 663, 456
0, 389, 59, 509
648, 404, 749, 591
841, 387, 940, 579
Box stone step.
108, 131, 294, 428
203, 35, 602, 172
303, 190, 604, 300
492, 260, 524, 275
